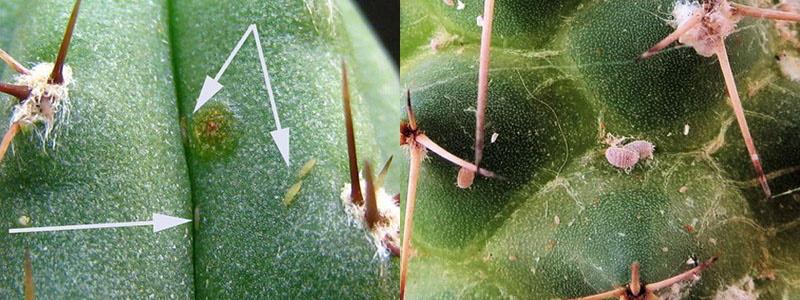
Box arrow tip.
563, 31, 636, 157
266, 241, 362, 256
153, 213, 191, 233
194, 76, 223, 113
271, 127, 291, 166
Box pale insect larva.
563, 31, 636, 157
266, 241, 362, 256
282, 181, 303, 207
296, 159, 317, 179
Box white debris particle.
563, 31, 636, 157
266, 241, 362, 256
617, 232, 627, 237
491, 132, 499, 143
476, 15, 484, 27
17, 215, 31, 226
679, 186, 688, 193
662, 247, 669, 252
456, 0, 465, 10
709, 238, 718, 245
683, 124, 690, 135
554, 215, 560, 225
777, 52, 800, 82
713, 276, 759, 300
671, 0, 702, 28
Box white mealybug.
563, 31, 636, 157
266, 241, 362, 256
605, 146, 640, 170
623, 140, 655, 160
604, 134, 655, 170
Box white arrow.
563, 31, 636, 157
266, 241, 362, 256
193, 24, 291, 166
8, 213, 191, 234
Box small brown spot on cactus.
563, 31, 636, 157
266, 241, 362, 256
684, 224, 695, 233
193, 206, 201, 231
190, 102, 238, 159
24, 248, 35, 300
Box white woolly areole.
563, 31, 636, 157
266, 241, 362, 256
11, 62, 73, 141
671, 1, 702, 27
778, 52, 800, 82
671, 0, 742, 57
712, 276, 759, 300
340, 177, 400, 261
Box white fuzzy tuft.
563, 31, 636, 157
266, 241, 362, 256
340, 176, 400, 261
10, 62, 73, 143
713, 276, 759, 300
670, 0, 742, 57
778, 52, 800, 82
671, 0, 702, 28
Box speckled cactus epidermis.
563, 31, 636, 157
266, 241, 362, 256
400, 0, 800, 298
0, 0, 400, 298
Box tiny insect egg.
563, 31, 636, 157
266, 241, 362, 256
605, 147, 639, 169
623, 140, 655, 160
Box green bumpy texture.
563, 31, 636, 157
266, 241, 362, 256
1, 0, 399, 298
401, 0, 800, 298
